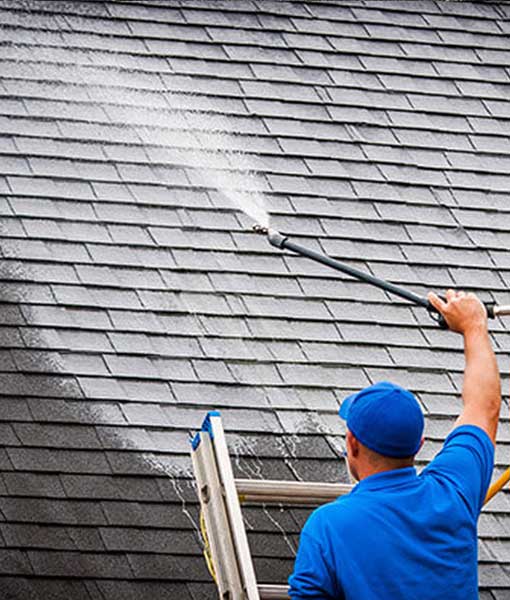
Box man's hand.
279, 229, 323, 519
428, 289, 488, 336
429, 289, 500, 445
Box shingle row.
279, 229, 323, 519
1, 0, 510, 598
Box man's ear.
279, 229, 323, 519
346, 430, 360, 458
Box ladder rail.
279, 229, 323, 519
209, 414, 261, 600
191, 412, 350, 600
191, 431, 245, 599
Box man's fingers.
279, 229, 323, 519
428, 291, 447, 313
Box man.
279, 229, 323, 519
288, 290, 502, 599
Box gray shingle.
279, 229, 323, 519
327, 300, 416, 326
108, 3, 184, 22
7, 446, 112, 474
470, 134, 510, 155
207, 26, 285, 47
300, 342, 391, 367
405, 223, 474, 247
13, 422, 102, 449
198, 337, 270, 361
352, 180, 437, 204
1, 0, 510, 596
393, 127, 473, 151
254, 0, 308, 16
403, 244, 492, 268
379, 164, 449, 186
242, 80, 322, 103
366, 367, 455, 394
101, 526, 199, 554
120, 403, 169, 427
367, 23, 441, 44
243, 295, 330, 320
208, 272, 300, 296
194, 406, 281, 434
353, 6, 428, 26
298, 277, 387, 303
8, 175, 95, 200
145, 36, 226, 58
437, 28, 506, 50
101, 498, 183, 528
321, 217, 410, 242
282, 31, 333, 51
223, 43, 300, 65
376, 202, 456, 226
224, 361, 281, 385
341, 322, 427, 347
2, 471, 65, 498
469, 116, 510, 137
409, 93, 489, 117
449, 267, 505, 290
28, 549, 132, 578
246, 98, 330, 122
278, 363, 368, 388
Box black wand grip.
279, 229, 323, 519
427, 302, 448, 329
428, 299, 496, 329
485, 303, 496, 319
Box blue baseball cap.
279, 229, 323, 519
339, 381, 424, 458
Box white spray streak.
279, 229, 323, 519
263, 505, 297, 555
9, 43, 275, 533
63, 56, 272, 227
143, 452, 202, 539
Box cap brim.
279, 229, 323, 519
339, 393, 357, 420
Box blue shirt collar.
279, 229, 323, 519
351, 466, 418, 493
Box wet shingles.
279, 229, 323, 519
1, 0, 510, 597
7, 447, 112, 475
28, 549, 132, 578
2, 471, 66, 498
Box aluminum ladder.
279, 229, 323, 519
190, 411, 352, 600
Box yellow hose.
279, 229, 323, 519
484, 466, 510, 505
199, 509, 218, 584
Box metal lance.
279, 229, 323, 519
253, 225, 510, 326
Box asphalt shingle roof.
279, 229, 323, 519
0, 0, 509, 597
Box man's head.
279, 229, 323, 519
339, 381, 424, 481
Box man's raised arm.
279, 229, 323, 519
428, 289, 501, 445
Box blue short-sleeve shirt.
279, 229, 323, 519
288, 425, 494, 600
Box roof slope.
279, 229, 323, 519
0, 0, 509, 597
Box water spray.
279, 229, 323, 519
253, 225, 510, 327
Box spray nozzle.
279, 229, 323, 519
252, 225, 288, 248
252, 224, 268, 235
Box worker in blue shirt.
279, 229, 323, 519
289, 290, 502, 600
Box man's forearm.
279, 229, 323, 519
428, 290, 502, 444
458, 325, 501, 443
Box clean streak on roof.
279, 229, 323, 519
0, 0, 509, 598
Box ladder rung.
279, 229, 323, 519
235, 478, 352, 504
258, 584, 289, 599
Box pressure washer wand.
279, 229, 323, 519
255, 226, 510, 325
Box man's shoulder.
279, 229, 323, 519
419, 423, 494, 517
421, 423, 494, 476
443, 424, 493, 448
305, 494, 356, 534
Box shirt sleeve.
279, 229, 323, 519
288, 512, 340, 600
422, 424, 494, 518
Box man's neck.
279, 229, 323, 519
356, 461, 414, 482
